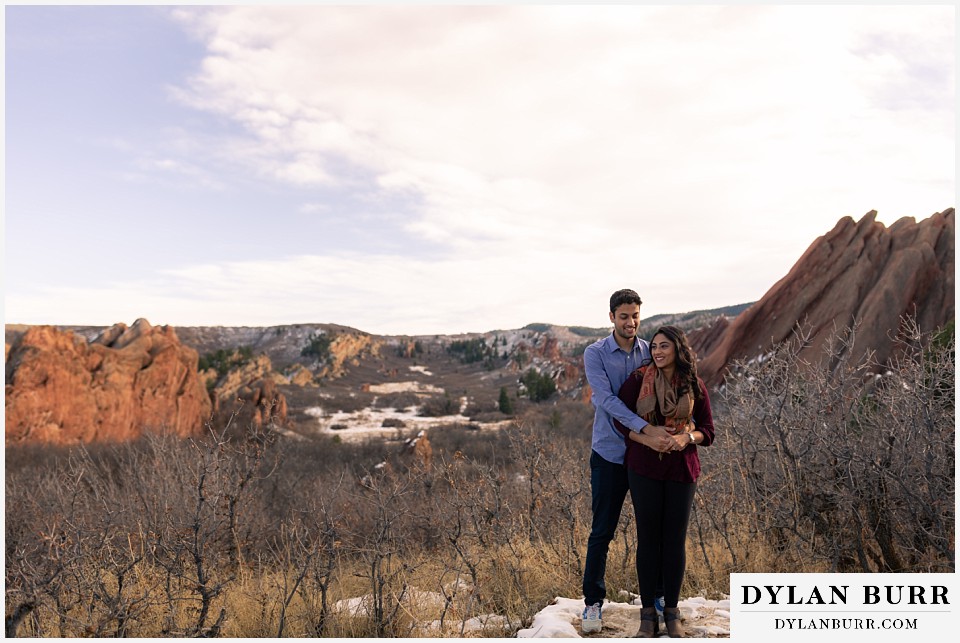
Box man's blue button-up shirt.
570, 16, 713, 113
584, 333, 652, 464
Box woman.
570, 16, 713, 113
614, 325, 715, 638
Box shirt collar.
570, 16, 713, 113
604, 332, 640, 354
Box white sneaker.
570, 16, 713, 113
581, 602, 602, 633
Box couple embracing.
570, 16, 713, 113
580, 289, 716, 638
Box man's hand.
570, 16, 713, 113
635, 425, 674, 452
641, 424, 670, 438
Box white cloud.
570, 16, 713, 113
7, 5, 953, 334
1, 232, 833, 336
170, 5, 951, 231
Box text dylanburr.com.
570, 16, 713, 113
730, 573, 956, 641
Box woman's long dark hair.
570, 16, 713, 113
651, 325, 702, 400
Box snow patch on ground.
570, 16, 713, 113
303, 381, 513, 441
304, 406, 475, 441
331, 586, 729, 638
517, 596, 730, 638
334, 583, 512, 636
334, 588, 446, 616
415, 613, 512, 636
407, 365, 433, 376
367, 380, 443, 394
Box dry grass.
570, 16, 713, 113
6, 510, 866, 637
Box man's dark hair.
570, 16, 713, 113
610, 289, 643, 313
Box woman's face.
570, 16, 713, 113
651, 333, 677, 370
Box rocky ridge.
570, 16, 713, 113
203, 353, 289, 430
5, 319, 213, 445
697, 208, 955, 385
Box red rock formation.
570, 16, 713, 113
687, 316, 730, 361
209, 353, 288, 429
403, 430, 433, 470
508, 333, 584, 395
359, 431, 433, 489
315, 332, 382, 378
698, 209, 955, 385
580, 382, 594, 405
285, 364, 316, 387
535, 335, 563, 362
5, 319, 212, 444
397, 340, 420, 359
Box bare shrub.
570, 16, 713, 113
431, 451, 531, 631
6, 442, 169, 637
339, 469, 432, 637
373, 391, 420, 411
419, 394, 461, 417
702, 316, 955, 574
5, 424, 274, 637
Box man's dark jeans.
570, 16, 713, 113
582, 450, 629, 606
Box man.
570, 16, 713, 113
581, 289, 671, 634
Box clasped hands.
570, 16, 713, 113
633, 424, 690, 453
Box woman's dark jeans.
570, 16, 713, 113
628, 470, 697, 608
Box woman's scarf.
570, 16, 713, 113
635, 365, 694, 435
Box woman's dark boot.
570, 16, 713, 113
636, 606, 659, 638
663, 607, 685, 638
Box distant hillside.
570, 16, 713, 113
642, 303, 754, 336
7, 302, 752, 366
520, 302, 754, 342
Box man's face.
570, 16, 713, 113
609, 303, 641, 341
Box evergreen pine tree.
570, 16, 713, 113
498, 386, 514, 414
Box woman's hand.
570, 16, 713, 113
668, 433, 689, 452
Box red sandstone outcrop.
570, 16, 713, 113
5, 319, 212, 445
359, 430, 433, 489
403, 430, 433, 470
396, 340, 421, 359
285, 363, 316, 386
698, 209, 955, 385
209, 353, 288, 429
316, 332, 382, 379
534, 336, 563, 363
687, 316, 731, 361
508, 333, 585, 397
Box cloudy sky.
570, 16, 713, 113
4, 4, 955, 335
